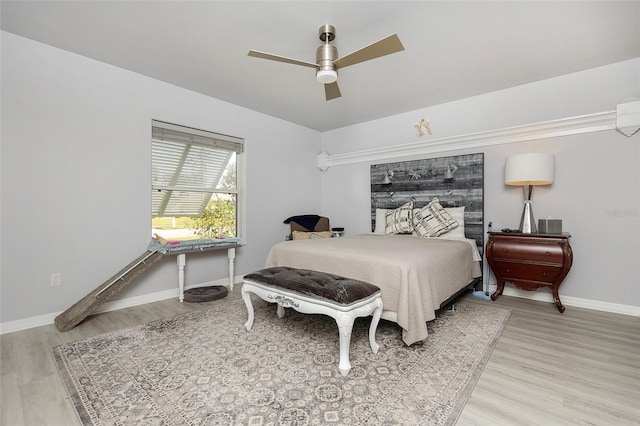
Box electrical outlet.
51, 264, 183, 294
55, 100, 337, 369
50, 273, 62, 287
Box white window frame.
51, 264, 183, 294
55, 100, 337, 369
151, 120, 245, 242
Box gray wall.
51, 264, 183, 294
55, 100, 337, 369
320, 59, 640, 309
1, 31, 638, 326
1, 32, 322, 324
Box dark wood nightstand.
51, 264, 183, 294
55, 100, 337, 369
486, 232, 573, 312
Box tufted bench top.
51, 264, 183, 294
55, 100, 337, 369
243, 266, 380, 306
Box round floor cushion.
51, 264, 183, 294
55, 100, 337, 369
183, 286, 229, 303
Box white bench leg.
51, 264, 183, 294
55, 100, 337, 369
241, 286, 254, 331
334, 298, 383, 376
369, 298, 383, 354
335, 312, 355, 377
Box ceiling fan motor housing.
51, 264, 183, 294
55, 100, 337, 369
316, 44, 338, 70
316, 45, 338, 83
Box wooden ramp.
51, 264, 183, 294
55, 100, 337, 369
54, 250, 165, 332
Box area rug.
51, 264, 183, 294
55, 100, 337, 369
52, 296, 510, 426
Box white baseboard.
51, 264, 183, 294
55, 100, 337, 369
3, 277, 638, 335
489, 284, 640, 316
0, 276, 242, 335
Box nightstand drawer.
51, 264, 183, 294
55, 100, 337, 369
491, 239, 563, 263
493, 261, 562, 283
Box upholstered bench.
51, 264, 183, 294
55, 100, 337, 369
242, 266, 383, 376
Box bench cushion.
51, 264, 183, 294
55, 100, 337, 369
244, 266, 380, 306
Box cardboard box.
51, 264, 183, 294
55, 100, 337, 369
538, 219, 562, 234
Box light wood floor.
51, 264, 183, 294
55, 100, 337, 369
1, 288, 638, 425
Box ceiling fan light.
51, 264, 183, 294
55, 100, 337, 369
316, 69, 337, 84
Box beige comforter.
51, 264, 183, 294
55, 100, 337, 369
264, 234, 482, 345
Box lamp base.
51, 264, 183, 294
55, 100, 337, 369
519, 201, 537, 233
518, 185, 537, 233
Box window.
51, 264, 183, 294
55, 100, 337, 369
151, 120, 244, 241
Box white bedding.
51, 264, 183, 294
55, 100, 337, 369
264, 234, 482, 345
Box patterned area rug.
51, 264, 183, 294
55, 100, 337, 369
52, 296, 510, 425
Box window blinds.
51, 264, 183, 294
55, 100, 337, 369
151, 120, 244, 154
151, 120, 243, 217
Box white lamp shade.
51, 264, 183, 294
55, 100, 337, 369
505, 153, 555, 186
316, 69, 337, 84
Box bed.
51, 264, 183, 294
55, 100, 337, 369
266, 234, 481, 345
265, 153, 484, 346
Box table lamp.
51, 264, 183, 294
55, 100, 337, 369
505, 153, 555, 233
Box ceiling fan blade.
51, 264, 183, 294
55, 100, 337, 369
324, 82, 341, 101
248, 50, 318, 68
333, 34, 404, 69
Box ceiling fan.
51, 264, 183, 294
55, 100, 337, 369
248, 25, 405, 101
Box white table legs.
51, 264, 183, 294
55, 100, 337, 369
177, 254, 186, 302
227, 247, 235, 291
177, 247, 237, 302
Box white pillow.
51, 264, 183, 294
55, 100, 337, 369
412, 198, 458, 237
385, 200, 415, 234
443, 207, 466, 239
374, 208, 390, 234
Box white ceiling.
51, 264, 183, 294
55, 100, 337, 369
2, 1, 639, 132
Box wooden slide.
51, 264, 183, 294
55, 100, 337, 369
54, 250, 165, 332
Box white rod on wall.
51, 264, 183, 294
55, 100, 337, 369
318, 110, 620, 170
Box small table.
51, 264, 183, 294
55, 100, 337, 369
486, 232, 573, 312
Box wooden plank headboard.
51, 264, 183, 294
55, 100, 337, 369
370, 153, 485, 255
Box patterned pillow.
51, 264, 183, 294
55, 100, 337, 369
291, 231, 333, 240
385, 200, 415, 234
412, 198, 459, 237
